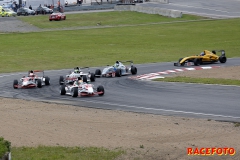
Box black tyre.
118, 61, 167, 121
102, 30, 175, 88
193, 58, 200, 66
83, 75, 87, 83
59, 76, 64, 85
95, 69, 101, 76
17, 13, 20, 16
179, 58, 185, 66
219, 56, 227, 63
37, 79, 42, 88
116, 69, 122, 77
24, 12, 28, 16
90, 73, 95, 82
131, 66, 137, 75
60, 85, 66, 95
97, 85, 104, 96
13, 80, 18, 89
45, 76, 50, 85
71, 87, 78, 97
49, 19, 52, 21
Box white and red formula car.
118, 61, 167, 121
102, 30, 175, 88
13, 70, 50, 89
60, 79, 104, 97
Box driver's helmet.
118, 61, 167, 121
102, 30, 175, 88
200, 52, 205, 56
74, 67, 80, 73
115, 61, 119, 67
29, 70, 34, 77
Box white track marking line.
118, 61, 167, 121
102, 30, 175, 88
68, 99, 240, 119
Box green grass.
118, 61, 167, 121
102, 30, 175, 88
154, 76, 240, 86
11, 146, 124, 160
1, 16, 240, 73
0, 137, 11, 158
17, 11, 206, 29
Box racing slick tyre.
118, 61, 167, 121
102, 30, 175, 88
83, 75, 88, 83
95, 69, 101, 77
60, 85, 66, 95
131, 66, 137, 75
13, 80, 18, 89
193, 58, 200, 66
71, 87, 78, 97
219, 56, 227, 63
179, 58, 185, 66
97, 85, 104, 96
37, 79, 42, 88
90, 73, 95, 82
116, 69, 122, 77
45, 76, 50, 85
59, 76, 64, 85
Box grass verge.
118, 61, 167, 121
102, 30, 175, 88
1, 17, 240, 73
11, 146, 124, 160
17, 11, 206, 29
154, 76, 240, 86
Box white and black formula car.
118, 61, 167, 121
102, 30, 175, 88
95, 60, 137, 78
59, 67, 95, 85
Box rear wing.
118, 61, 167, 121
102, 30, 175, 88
212, 50, 225, 56
28, 70, 45, 76
119, 60, 134, 66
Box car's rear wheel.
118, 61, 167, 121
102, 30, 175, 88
97, 85, 104, 96
13, 80, 18, 89
219, 56, 227, 63
45, 76, 50, 85
60, 85, 66, 95
131, 66, 137, 75
37, 79, 42, 88
83, 75, 88, 83
193, 58, 200, 66
90, 73, 95, 82
59, 76, 64, 85
95, 69, 101, 76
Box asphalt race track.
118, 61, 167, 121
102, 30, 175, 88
0, 58, 240, 122
140, 0, 240, 18
1, 0, 240, 122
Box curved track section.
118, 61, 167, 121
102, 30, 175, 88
1, 58, 240, 122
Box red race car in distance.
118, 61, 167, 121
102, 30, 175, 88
49, 12, 66, 21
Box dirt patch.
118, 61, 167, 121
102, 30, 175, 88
0, 97, 240, 160
0, 66, 240, 159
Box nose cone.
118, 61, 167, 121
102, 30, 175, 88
88, 87, 93, 93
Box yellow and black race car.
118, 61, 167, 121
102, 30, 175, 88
174, 50, 227, 66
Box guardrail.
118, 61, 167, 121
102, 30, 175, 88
114, 5, 182, 18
